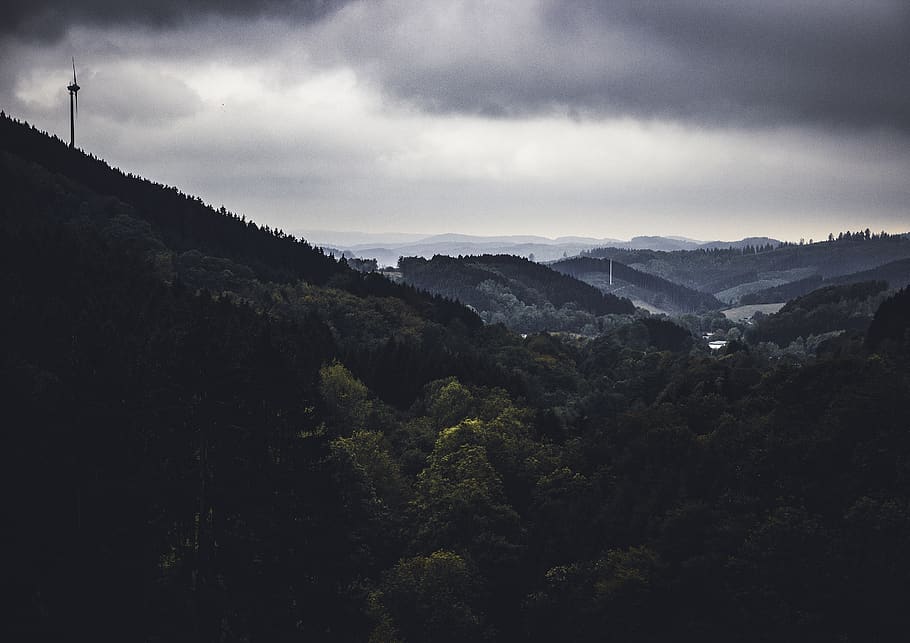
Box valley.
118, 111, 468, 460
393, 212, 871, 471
4, 112, 910, 642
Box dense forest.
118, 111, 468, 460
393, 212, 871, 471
746, 281, 890, 346
740, 258, 910, 305
551, 256, 724, 313
398, 254, 635, 334
583, 233, 910, 305
5, 113, 910, 641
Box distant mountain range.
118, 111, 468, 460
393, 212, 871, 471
317, 229, 910, 316
307, 231, 782, 267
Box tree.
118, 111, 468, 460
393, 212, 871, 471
526, 547, 660, 642
425, 377, 476, 430
332, 429, 410, 512
414, 428, 523, 567
319, 361, 373, 435
369, 551, 489, 642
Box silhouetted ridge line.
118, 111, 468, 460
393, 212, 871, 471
0, 112, 482, 330
0, 112, 341, 284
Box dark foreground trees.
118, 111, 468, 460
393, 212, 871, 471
4, 113, 910, 641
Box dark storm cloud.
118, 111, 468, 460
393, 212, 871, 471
6, 1, 907, 131
606, 1, 910, 130
332, 0, 910, 131
2, 0, 350, 42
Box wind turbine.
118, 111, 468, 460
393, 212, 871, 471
67, 57, 80, 148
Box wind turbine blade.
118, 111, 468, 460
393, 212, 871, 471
75, 91, 78, 117
72, 57, 77, 83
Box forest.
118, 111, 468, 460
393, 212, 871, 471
388, 238, 909, 322
550, 256, 724, 313
581, 234, 910, 305
4, 112, 910, 642
397, 254, 635, 334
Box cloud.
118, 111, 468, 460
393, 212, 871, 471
1, 0, 352, 42
14, 62, 202, 124
4, 1, 908, 131
0, 1, 906, 243
304, 0, 910, 131
86, 67, 907, 241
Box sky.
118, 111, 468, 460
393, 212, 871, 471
1, 0, 908, 242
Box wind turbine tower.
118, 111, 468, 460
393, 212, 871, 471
67, 58, 80, 148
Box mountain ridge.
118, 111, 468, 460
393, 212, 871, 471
320, 232, 785, 267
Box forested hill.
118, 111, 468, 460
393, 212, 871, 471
0, 111, 478, 330
0, 113, 341, 285
398, 253, 636, 334
552, 256, 723, 313
746, 280, 890, 347
740, 257, 910, 305
5, 110, 910, 642
583, 234, 910, 305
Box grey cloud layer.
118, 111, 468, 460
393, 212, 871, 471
320, 0, 910, 130
2, 0, 351, 41
4, 1, 908, 131
0, 0, 907, 242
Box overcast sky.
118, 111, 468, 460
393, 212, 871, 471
2, 0, 908, 242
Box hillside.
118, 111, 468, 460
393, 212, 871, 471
398, 254, 636, 334
4, 113, 910, 642
551, 256, 724, 313
746, 281, 890, 346
584, 235, 910, 305
740, 258, 910, 305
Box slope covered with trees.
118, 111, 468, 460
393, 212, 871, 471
867, 286, 910, 350
0, 112, 478, 331
584, 234, 910, 305
2, 202, 373, 639
738, 275, 825, 305
740, 257, 910, 305
552, 256, 724, 313
398, 254, 635, 334
746, 281, 889, 346
4, 114, 910, 642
